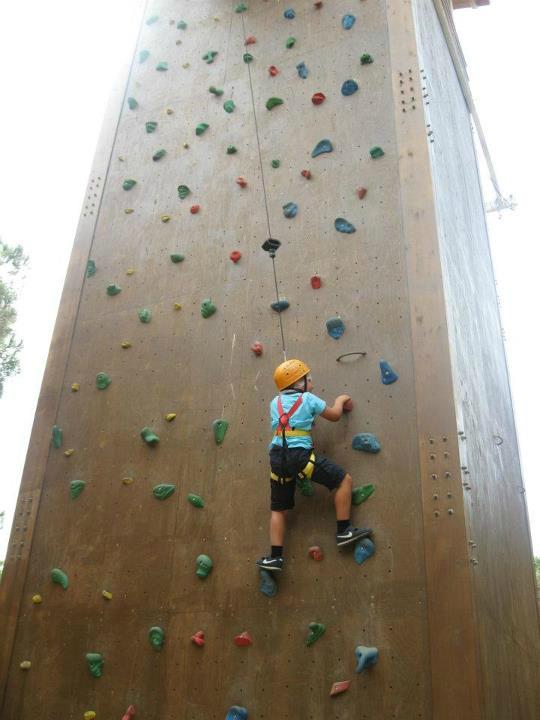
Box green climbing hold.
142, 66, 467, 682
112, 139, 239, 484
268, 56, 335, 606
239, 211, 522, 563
85, 653, 104, 678
286, 37, 296, 49
138, 308, 152, 323
106, 284, 121, 296
305, 622, 326, 646
52, 425, 63, 449
266, 97, 284, 111
296, 477, 314, 496
127, 97, 138, 110
227, 145, 238, 154
96, 372, 111, 390
149, 626, 165, 650
213, 419, 229, 445
361, 53, 374, 65
202, 50, 218, 64
145, 121, 158, 133
235, 2, 248, 12
70, 480, 86, 500
51, 568, 69, 590
188, 493, 204, 508
177, 20, 187, 30
271, 159, 281, 168
243, 53, 254, 64
209, 86, 224, 96
146, 15, 159, 25
370, 146, 385, 159
177, 185, 190, 199
201, 299, 217, 318
152, 484, 176, 500
170, 254, 185, 263
139, 50, 150, 63
86, 260, 96, 278
223, 100, 236, 113
156, 61, 168, 72
152, 148, 166, 161
352, 484, 375, 505
196, 554, 213, 579
140, 427, 160, 445
195, 123, 209, 136
122, 179, 136, 191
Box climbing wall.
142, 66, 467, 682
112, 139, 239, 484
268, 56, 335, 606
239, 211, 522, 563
1, 2, 537, 720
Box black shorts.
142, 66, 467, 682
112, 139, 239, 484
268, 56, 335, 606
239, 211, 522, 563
269, 446, 346, 511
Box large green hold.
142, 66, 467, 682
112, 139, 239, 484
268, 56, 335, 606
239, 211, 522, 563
96, 372, 111, 390
145, 121, 158, 133
52, 425, 63, 449
177, 185, 190, 199
86, 653, 104, 678
51, 568, 69, 590
140, 427, 160, 445
127, 97, 138, 110
149, 626, 165, 649
152, 148, 166, 161
201, 299, 217, 318
223, 100, 235, 113
227, 145, 238, 154
213, 419, 229, 445
352, 484, 375, 505
106, 284, 121, 296
70, 480, 86, 500
266, 97, 284, 111
122, 179, 136, 191
86, 259, 96, 278
243, 53, 254, 64
305, 622, 326, 646
188, 493, 204, 508
195, 123, 209, 136
153, 484, 176, 500
170, 253, 185, 263
138, 308, 152, 323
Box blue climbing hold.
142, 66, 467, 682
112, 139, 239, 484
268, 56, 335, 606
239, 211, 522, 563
225, 707, 248, 720
352, 433, 381, 454
312, 139, 333, 158
355, 645, 379, 673
284, 8, 296, 19
139, 49, 150, 63
335, 218, 356, 234
354, 538, 375, 566
342, 14, 356, 29
341, 79, 359, 96
296, 62, 308, 79
380, 360, 399, 385
271, 300, 290, 313
283, 202, 298, 218
259, 570, 277, 598
326, 317, 345, 340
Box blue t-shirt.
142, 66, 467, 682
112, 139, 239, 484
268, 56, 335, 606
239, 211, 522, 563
269, 391, 327, 449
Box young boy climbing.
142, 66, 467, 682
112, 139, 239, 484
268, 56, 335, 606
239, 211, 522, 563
256, 359, 373, 572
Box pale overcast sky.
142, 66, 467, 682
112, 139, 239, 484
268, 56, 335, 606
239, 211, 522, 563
0, 1, 538, 558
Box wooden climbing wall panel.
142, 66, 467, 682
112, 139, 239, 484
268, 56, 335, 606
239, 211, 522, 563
1, 2, 536, 719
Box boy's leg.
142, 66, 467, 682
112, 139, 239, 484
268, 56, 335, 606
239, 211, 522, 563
334, 473, 353, 520
270, 509, 287, 546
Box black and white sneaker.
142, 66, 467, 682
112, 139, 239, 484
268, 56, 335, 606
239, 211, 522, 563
336, 527, 373, 547
256, 556, 284, 572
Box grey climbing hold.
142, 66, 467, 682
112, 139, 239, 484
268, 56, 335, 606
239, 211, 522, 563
326, 317, 345, 340
152, 149, 166, 161
145, 121, 157, 133
284, 8, 296, 19
355, 645, 379, 672
361, 53, 374, 65
170, 254, 185, 263
335, 218, 356, 234
271, 300, 290, 313
96, 372, 111, 390
177, 20, 187, 30
379, 360, 398, 385
177, 185, 190, 199
283, 202, 298, 218
259, 570, 277, 598
354, 538, 375, 566
202, 50, 218, 64
52, 425, 63, 449
138, 308, 152, 323
127, 97, 138, 110
352, 484, 375, 505
139, 50, 150, 63
209, 86, 224, 96
352, 433, 381, 454
140, 427, 160, 445
342, 14, 356, 29
122, 179, 136, 191
312, 139, 333, 158
223, 100, 235, 113
86, 260, 96, 278
156, 61, 168, 71
370, 146, 385, 159
106, 284, 121, 296
271, 159, 280, 168
296, 62, 308, 79
341, 79, 359, 96
70, 480, 86, 500
196, 123, 209, 136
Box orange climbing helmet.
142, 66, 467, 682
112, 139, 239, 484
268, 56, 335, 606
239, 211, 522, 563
274, 359, 310, 391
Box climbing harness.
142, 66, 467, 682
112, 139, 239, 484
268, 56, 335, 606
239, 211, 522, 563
270, 451, 316, 485
271, 392, 314, 484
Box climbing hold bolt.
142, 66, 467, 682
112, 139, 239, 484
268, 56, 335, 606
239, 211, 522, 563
283, 202, 298, 218
201, 299, 217, 318
70, 480, 86, 499
266, 97, 284, 110
153, 484, 176, 500
165, 413, 176, 422
139, 50, 150, 63
236, 177, 247, 188
310, 275, 322, 289
52, 425, 63, 449
342, 14, 356, 29
202, 50, 218, 64
312, 139, 333, 157
188, 493, 204, 508
224, 100, 236, 113
251, 341, 263, 356
32, 594, 42, 604
354, 538, 375, 566
190, 204, 200, 214
271, 300, 290, 313
370, 146, 385, 159
379, 360, 398, 384
335, 217, 356, 233
86, 653, 104, 678
355, 645, 379, 672
170, 254, 185, 264
234, 632, 253, 647
213, 419, 229, 445
285, 37, 296, 48
152, 148, 166, 161
330, 680, 350, 697
51, 567, 69, 589
352, 484, 375, 505
357, 187, 367, 199
195, 123, 209, 136
268, 65, 279, 76
86, 259, 96, 277
196, 554, 213, 578
106, 284, 121, 296
122, 179, 136, 191
308, 546, 323, 561
149, 626, 165, 650
311, 92, 326, 105
230, 250, 242, 263
177, 185, 190, 199
305, 622, 326, 646
361, 53, 374, 65
156, 61, 168, 71
341, 79, 359, 96
225, 708, 248, 720
127, 97, 138, 110
96, 372, 111, 390
326, 317, 345, 339
191, 630, 205, 646
140, 427, 160, 445
296, 62, 308, 79
352, 433, 381, 454
259, 570, 277, 598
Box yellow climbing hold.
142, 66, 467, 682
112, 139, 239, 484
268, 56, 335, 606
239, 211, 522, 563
213, 16, 220, 21
20, 661, 31, 670
165, 413, 177, 422
84, 712, 97, 720
121, 341, 132, 349
166, 108, 174, 115
182, 62, 190, 69
64, 449, 74, 457
124, 208, 134, 214
126, 268, 135, 276
122, 477, 134, 485
102, 590, 113, 600
183, 143, 189, 149
174, 303, 182, 311
161, 215, 171, 223
71, 383, 80, 392
32, 594, 42, 604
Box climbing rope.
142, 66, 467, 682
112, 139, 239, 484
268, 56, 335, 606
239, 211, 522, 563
240, 14, 287, 361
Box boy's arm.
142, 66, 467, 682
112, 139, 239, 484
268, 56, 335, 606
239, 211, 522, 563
320, 395, 352, 422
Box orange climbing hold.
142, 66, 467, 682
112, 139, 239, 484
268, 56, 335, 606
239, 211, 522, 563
312, 92, 326, 105
301, 169, 312, 179
330, 680, 350, 697
308, 546, 323, 561
245, 35, 256, 45
310, 275, 322, 289
121, 706, 136, 720
268, 65, 280, 76
357, 187, 367, 199
190, 205, 200, 214
236, 177, 248, 188
191, 630, 205, 647
230, 250, 242, 263
234, 631, 253, 647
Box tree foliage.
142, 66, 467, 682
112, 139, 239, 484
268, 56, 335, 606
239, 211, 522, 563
0, 240, 29, 398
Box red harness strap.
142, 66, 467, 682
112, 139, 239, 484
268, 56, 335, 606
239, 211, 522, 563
277, 395, 304, 431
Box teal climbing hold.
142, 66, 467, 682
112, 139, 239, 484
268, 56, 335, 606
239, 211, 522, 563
86, 260, 96, 278
283, 202, 298, 219
285, 36, 296, 48
225, 707, 248, 720
352, 484, 375, 505
271, 300, 289, 313
271, 159, 280, 168
312, 139, 333, 157
145, 121, 157, 133
138, 308, 152, 323
152, 484, 176, 500
335, 218, 356, 233
170, 254, 185, 263
122, 179, 136, 191
51, 568, 69, 590
201, 299, 217, 318
326, 317, 345, 339
149, 626, 165, 649
266, 97, 283, 110
196, 123, 209, 136
209, 86, 224, 96
352, 433, 381, 453
354, 538, 375, 566
284, 8, 296, 19
202, 50, 218, 64
195, 554, 213, 579
296, 62, 308, 79
188, 493, 204, 508
297, 477, 314, 496
355, 645, 379, 672
243, 53, 254, 63
361, 53, 374, 65
96, 372, 111, 390
85, 653, 104, 678
152, 148, 166, 161
106, 284, 121, 296
223, 100, 236, 113
259, 570, 277, 598
177, 20, 187, 30
227, 145, 238, 154
139, 50, 150, 63
140, 427, 160, 445
342, 14, 356, 29
146, 15, 159, 25
213, 419, 229, 445
156, 61, 168, 72
341, 79, 359, 96
52, 425, 63, 449
370, 146, 385, 159
380, 360, 398, 384
177, 185, 190, 199
70, 480, 86, 500
235, 2, 248, 12
127, 97, 138, 110
305, 622, 326, 646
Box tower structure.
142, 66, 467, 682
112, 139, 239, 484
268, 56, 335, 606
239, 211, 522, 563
1, 2, 538, 719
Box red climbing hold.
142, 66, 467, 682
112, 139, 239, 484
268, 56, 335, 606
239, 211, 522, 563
357, 187, 367, 199
234, 631, 253, 647
312, 92, 326, 105
301, 169, 312, 179
330, 681, 350, 697
314, 1, 323, 8
251, 341, 263, 356
191, 630, 205, 647
190, 205, 200, 214
245, 35, 256, 45
230, 250, 242, 263
308, 546, 323, 561
236, 177, 248, 188
268, 65, 280, 76
310, 275, 322, 289
121, 706, 136, 720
